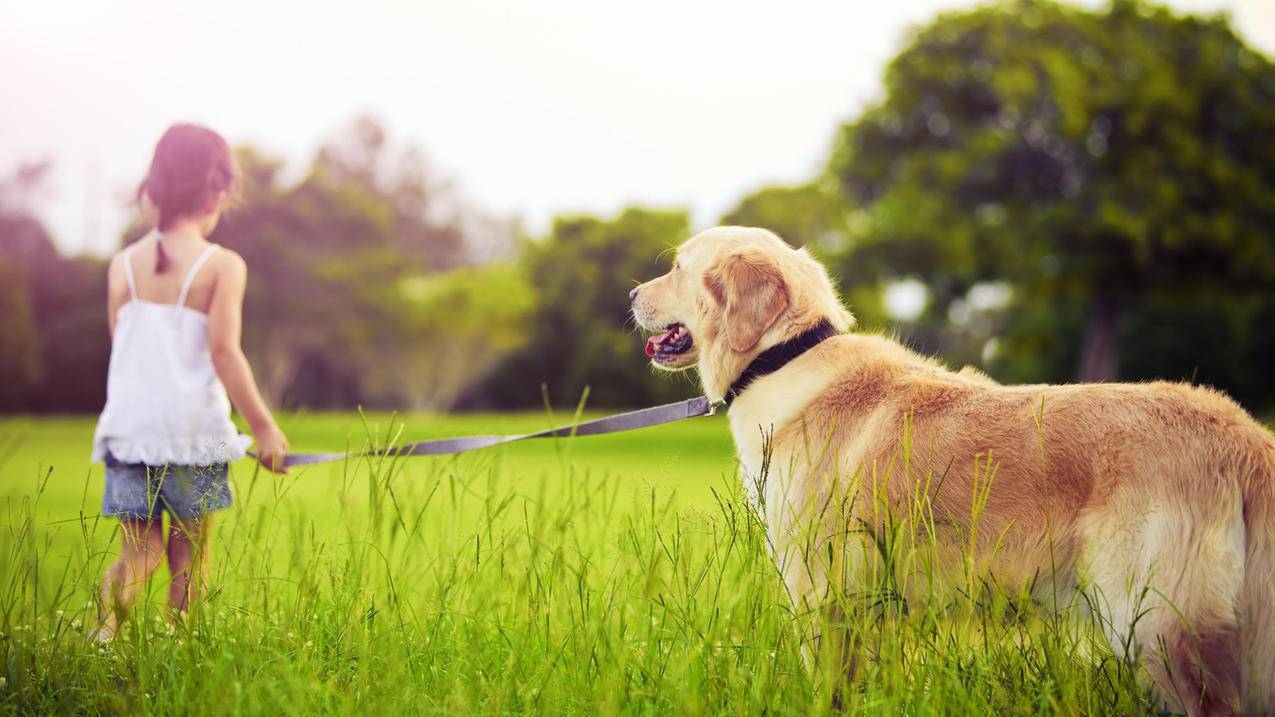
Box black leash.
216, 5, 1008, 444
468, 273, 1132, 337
277, 395, 719, 467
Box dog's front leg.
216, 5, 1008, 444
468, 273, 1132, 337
778, 521, 870, 706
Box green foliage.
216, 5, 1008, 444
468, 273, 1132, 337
376, 264, 536, 410
27, 256, 111, 412
471, 208, 696, 409
0, 257, 40, 408
721, 180, 851, 253
311, 115, 470, 271
0, 170, 110, 412
201, 119, 523, 411
213, 146, 422, 408
829, 0, 1275, 387
0, 167, 57, 408
1117, 290, 1275, 406
399, 264, 535, 349
987, 286, 1088, 384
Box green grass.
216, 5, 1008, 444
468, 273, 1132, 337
0, 412, 1157, 715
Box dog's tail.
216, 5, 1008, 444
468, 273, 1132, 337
1241, 427, 1275, 713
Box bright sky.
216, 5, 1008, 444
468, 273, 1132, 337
3, 0, 1272, 257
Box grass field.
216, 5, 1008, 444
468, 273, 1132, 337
1, 411, 1161, 715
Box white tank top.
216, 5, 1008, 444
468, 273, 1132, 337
92, 243, 252, 465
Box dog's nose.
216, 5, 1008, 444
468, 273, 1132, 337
629, 286, 639, 302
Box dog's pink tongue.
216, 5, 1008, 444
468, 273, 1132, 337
645, 328, 677, 357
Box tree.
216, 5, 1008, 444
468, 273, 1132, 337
314, 115, 518, 269
830, 0, 1275, 382
469, 208, 694, 409
721, 181, 851, 253
213, 140, 528, 411
0, 257, 40, 410
0, 166, 54, 408
28, 255, 111, 411
0, 162, 110, 413
384, 264, 535, 410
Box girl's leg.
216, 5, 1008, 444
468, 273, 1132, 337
96, 518, 166, 639
167, 515, 213, 615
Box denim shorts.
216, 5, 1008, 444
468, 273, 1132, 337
102, 452, 233, 520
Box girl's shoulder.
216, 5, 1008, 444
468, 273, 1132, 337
207, 245, 248, 278
199, 246, 249, 296
107, 241, 143, 283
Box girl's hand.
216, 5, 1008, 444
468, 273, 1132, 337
254, 425, 290, 474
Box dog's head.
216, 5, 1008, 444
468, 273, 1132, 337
630, 226, 854, 401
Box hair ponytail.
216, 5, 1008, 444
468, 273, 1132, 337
137, 124, 239, 275
154, 233, 170, 274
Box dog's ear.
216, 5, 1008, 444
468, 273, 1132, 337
704, 249, 788, 353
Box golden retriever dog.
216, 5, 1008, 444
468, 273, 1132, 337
630, 226, 1275, 716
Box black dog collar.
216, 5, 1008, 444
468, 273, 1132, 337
723, 319, 839, 406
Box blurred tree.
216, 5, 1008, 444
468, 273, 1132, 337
207, 123, 528, 411
0, 162, 110, 412
830, 0, 1275, 383
468, 208, 694, 409
0, 162, 60, 267
0, 166, 52, 408
721, 180, 851, 254
76, 118, 511, 412
385, 264, 535, 410
212, 146, 408, 407
29, 256, 111, 411
1114, 290, 1275, 408
0, 257, 40, 409
314, 115, 518, 269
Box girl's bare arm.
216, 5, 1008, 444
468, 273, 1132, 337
206, 251, 289, 473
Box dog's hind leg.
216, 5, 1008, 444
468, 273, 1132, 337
1080, 491, 1244, 717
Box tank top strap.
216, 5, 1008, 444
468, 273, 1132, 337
177, 245, 219, 308
122, 244, 140, 300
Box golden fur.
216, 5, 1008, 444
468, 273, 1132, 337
631, 226, 1275, 716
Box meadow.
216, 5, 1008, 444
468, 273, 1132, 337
1, 411, 1161, 715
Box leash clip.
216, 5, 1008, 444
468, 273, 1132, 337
706, 398, 726, 417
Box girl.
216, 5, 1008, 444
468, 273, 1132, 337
92, 123, 289, 638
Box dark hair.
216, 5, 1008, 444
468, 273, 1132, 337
137, 124, 239, 273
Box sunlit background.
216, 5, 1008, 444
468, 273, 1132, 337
3, 0, 1274, 414
6, 0, 1272, 254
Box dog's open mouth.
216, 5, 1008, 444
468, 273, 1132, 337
645, 323, 694, 364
